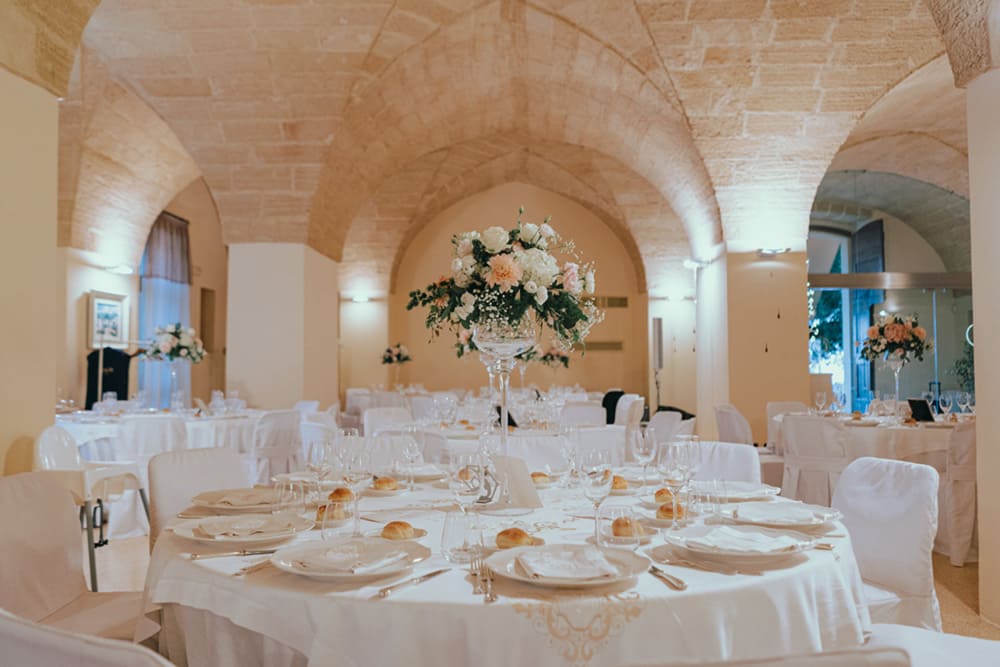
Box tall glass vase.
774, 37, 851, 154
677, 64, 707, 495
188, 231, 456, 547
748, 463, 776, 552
473, 319, 536, 458
886, 356, 904, 423
169, 358, 191, 411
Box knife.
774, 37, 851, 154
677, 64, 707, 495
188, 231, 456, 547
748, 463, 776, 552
371, 568, 449, 600
648, 565, 688, 591
189, 549, 278, 560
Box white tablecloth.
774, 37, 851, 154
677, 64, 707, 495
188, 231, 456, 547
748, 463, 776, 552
57, 414, 258, 461
147, 486, 870, 667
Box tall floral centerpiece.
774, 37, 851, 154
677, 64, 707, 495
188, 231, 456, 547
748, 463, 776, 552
381, 343, 412, 385
143, 324, 207, 409
407, 208, 604, 455
539, 346, 571, 369
859, 313, 932, 421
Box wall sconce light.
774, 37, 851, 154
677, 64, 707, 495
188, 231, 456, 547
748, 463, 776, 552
756, 248, 791, 258
682, 259, 708, 270
106, 264, 135, 275
351, 295, 371, 303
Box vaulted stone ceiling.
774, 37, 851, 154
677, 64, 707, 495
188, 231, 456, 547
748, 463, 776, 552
23, 0, 967, 291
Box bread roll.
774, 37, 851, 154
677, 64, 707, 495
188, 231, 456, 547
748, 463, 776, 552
611, 475, 628, 490
496, 527, 535, 549
530, 471, 551, 485
381, 520, 416, 540
373, 476, 398, 491
328, 487, 354, 502
317, 502, 347, 522
611, 516, 644, 538
654, 487, 673, 504
601, 469, 612, 483
457, 466, 475, 481
657, 502, 686, 520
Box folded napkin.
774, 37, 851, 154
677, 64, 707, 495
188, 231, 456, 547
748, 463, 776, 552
685, 526, 802, 554
733, 502, 823, 525
516, 547, 619, 580
214, 488, 276, 507
293, 547, 408, 574
194, 515, 294, 539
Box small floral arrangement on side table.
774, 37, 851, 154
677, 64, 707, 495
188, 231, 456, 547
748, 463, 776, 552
381, 343, 412, 365
539, 346, 571, 369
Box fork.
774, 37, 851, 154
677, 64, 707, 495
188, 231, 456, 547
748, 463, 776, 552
484, 567, 498, 604
470, 554, 484, 594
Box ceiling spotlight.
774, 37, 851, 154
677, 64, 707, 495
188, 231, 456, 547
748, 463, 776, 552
351, 295, 371, 303
107, 264, 134, 275
756, 247, 791, 257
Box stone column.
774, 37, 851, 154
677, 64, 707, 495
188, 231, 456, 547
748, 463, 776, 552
966, 67, 1000, 623
226, 243, 339, 410
0, 69, 59, 473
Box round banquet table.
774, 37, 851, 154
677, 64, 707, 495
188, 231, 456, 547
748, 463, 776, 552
147, 484, 871, 667
56, 412, 259, 462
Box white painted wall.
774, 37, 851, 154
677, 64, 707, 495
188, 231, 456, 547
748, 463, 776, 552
339, 299, 390, 396
695, 257, 729, 440
0, 69, 58, 473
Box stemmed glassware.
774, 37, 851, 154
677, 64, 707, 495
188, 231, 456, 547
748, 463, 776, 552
558, 426, 579, 488
338, 446, 372, 537
305, 439, 333, 502
401, 427, 424, 492
957, 392, 971, 414
814, 391, 827, 414
939, 393, 953, 418
656, 440, 694, 531
272, 478, 306, 520
449, 453, 485, 512
629, 425, 657, 490
580, 449, 613, 544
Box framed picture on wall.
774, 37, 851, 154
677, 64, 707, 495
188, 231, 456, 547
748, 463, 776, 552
88, 291, 128, 349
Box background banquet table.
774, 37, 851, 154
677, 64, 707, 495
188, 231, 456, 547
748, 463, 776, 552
148, 485, 870, 667
56, 413, 259, 463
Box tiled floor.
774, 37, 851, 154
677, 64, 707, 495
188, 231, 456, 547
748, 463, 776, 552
87, 535, 1000, 639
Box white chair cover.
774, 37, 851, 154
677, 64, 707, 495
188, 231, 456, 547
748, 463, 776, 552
781, 415, 849, 506
766, 401, 809, 454
370, 391, 408, 409
506, 435, 567, 471
576, 426, 627, 465
676, 418, 696, 436
301, 421, 337, 457
246, 410, 302, 484
293, 400, 319, 415
560, 403, 605, 427
868, 623, 1000, 667
0, 608, 172, 667
936, 422, 977, 566
614, 394, 642, 425
648, 411, 682, 443
119, 415, 188, 486
303, 411, 338, 430
363, 407, 412, 436
692, 441, 762, 484
715, 404, 753, 445
344, 388, 371, 416
148, 447, 248, 553
832, 457, 941, 630
0, 473, 154, 641
408, 395, 435, 421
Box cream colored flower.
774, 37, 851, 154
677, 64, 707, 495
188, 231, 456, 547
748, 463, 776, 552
481, 226, 509, 254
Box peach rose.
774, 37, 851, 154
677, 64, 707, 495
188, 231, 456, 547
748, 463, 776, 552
883, 322, 906, 343
486, 254, 522, 292
867, 326, 879, 340
913, 326, 927, 340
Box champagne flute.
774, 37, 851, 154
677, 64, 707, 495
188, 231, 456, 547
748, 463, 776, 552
341, 447, 372, 537
629, 425, 657, 490
580, 449, 613, 544
814, 391, 827, 414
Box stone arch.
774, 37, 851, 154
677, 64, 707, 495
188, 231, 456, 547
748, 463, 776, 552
308, 1, 721, 264
925, 0, 1000, 87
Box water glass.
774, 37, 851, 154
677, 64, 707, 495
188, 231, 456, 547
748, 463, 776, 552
957, 392, 971, 414
939, 394, 953, 416
629, 425, 657, 490
814, 391, 827, 413
441, 511, 482, 564
272, 479, 306, 519
340, 449, 372, 536
320, 501, 350, 540
449, 454, 484, 509
580, 449, 613, 543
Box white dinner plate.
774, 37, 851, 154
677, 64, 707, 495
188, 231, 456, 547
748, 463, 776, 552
272, 473, 338, 489
726, 502, 841, 530
687, 481, 781, 502
364, 527, 429, 541
486, 544, 649, 589
191, 488, 280, 514
364, 485, 407, 497
270, 538, 430, 581
174, 514, 313, 547
660, 524, 815, 563
636, 508, 688, 528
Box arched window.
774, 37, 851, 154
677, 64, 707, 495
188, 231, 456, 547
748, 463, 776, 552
138, 212, 192, 407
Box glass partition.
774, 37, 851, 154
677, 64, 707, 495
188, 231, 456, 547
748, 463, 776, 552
809, 286, 974, 412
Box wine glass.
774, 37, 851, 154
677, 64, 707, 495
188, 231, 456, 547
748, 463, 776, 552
401, 428, 424, 492
441, 511, 483, 564
814, 391, 827, 414
340, 447, 372, 537
272, 479, 306, 520
656, 441, 691, 531
558, 427, 579, 488
968, 393, 976, 414
939, 393, 953, 418
305, 439, 333, 494
629, 425, 657, 490
449, 453, 484, 512
957, 392, 971, 414
579, 449, 613, 544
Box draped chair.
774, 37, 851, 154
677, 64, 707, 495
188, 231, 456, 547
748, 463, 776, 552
119, 414, 188, 487
714, 404, 753, 445
833, 457, 942, 631
614, 394, 642, 426
245, 410, 302, 485
781, 414, 849, 506
0, 473, 157, 642
692, 442, 762, 484
765, 401, 809, 454
362, 407, 412, 437
293, 400, 319, 416
648, 411, 682, 443
560, 402, 605, 427
408, 395, 435, 422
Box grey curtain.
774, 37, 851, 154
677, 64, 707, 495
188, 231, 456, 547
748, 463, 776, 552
141, 211, 191, 284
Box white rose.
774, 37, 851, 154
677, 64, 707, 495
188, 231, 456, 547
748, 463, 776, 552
451, 258, 464, 273
516, 248, 559, 286
480, 226, 509, 254
454, 272, 470, 287
535, 236, 548, 250
461, 292, 476, 308
523, 280, 538, 294
535, 285, 548, 305
521, 222, 539, 243
180, 348, 189, 357
461, 255, 476, 273
584, 270, 595, 294
456, 238, 473, 257
540, 223, 555, 238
